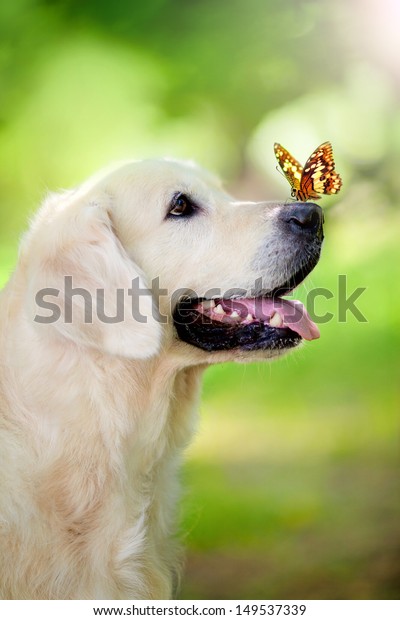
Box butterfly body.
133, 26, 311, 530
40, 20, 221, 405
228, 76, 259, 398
274, 141, 342, 202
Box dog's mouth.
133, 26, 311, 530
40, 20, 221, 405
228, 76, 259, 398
173, 263, 320, 353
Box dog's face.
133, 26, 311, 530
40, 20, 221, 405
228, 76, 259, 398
23, 158, 322, 364
102, 159, 322, 361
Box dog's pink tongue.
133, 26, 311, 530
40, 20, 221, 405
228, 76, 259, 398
244, 298, 320, 341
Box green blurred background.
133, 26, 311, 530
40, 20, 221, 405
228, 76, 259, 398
0, 0, 399, 600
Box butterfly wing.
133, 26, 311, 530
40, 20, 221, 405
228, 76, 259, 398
299, 141, 342, 201
274, 142, 303, 196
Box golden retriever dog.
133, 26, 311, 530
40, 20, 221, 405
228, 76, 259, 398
0, 159, 322, 599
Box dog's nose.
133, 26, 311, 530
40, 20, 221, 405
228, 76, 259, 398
280, 202, 324, 241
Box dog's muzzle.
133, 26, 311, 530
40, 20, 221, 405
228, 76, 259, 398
173, 201, 324, 353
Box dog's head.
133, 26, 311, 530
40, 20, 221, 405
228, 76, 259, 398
22, 159, 322, 364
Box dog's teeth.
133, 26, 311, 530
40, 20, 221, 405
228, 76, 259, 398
269, 311, 283, 327
230, 310, 240, 318
202, 299, 215, 310
246, 313, 254, 321
214, 304, 225, 315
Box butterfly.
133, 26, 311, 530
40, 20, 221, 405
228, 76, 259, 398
274, 141, 342, 202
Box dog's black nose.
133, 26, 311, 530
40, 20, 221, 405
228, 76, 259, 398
280, 202, 324, 240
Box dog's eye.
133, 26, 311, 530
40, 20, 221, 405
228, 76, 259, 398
168, 193, 197, 218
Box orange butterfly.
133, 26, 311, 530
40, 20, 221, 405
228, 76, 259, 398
274, 141, 342, 202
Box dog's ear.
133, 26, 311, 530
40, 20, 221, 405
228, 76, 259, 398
25, 192, 162, 359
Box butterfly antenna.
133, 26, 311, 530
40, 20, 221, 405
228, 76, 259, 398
275, 165, 286, 179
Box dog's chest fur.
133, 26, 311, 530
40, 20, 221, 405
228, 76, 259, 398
0, 332, 204, 598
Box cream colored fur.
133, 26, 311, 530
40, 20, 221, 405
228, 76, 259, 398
0, 159, 297, 599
